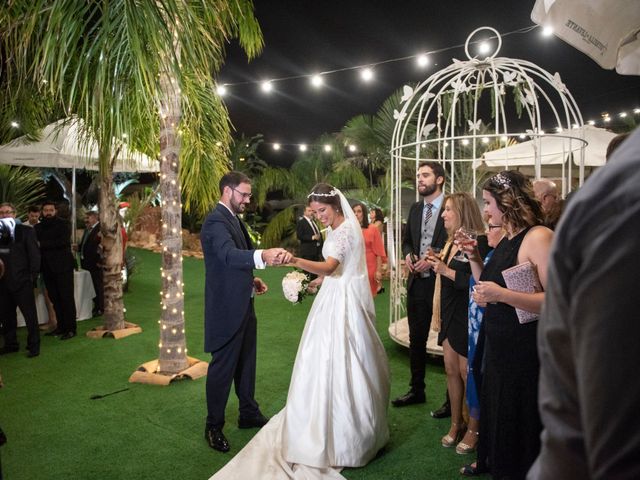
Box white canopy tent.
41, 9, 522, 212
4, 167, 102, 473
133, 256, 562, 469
0, 118, 159, 235
0, 118, 158, 172
481, 125, 616, 167
479, 126, 616, 195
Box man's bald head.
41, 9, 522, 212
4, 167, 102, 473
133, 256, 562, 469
533, 179, 559, 213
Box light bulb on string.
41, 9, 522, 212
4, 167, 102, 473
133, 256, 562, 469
10, 121, 19, 128
478, 41, 490, 55
619, 112, 627, 118
588, 120, 596, 125
634, 108, 640, 114
310, 74, 323, 88
299, 144, 307, 152
261, 81, 273, 93
217, 85, 227, 96
541, 26, 553, 37
360, 68, 374, 82
273, 143, 281, 151
323, 144, 332, 152
416, 54, 429, 68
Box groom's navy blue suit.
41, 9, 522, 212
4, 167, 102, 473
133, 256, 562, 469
201, 203, 261, 428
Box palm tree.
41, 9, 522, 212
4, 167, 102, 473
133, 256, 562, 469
0, 165, 47, 217
2, 1, 262, 373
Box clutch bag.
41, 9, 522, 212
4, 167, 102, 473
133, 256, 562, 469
501, 261, 542, 324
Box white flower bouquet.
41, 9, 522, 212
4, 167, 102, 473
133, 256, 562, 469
282, 270, 311, 304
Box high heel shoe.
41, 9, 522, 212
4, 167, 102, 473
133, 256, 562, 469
456, 429, 479, 454
441, 422, 466, 448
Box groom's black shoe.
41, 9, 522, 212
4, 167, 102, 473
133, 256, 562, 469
238, 413, 269, 429
205, 426, 230, 453
392, 390, 426, 407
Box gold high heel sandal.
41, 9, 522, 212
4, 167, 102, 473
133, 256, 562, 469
456, 429, 479, 454
441, 422, 466, 448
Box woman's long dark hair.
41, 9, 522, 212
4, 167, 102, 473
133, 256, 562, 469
482, 171, 545, 231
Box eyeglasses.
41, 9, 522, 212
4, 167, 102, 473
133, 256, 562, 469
0, 210, 14, 216
488, 224, 503, 230
232, 188, 252, 200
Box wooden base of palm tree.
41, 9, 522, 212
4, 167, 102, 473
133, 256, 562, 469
86, 322, 142, 339
128, 357, 208, 386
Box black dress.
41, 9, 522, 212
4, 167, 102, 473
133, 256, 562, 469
438, 235, 489, 356
478, 228, 542, 479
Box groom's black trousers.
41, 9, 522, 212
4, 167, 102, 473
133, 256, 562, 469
206, 301, 260, 429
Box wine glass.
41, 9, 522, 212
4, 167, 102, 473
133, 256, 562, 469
453, 228, 477, 263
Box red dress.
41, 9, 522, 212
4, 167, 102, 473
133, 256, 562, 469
362, 225, 387, 297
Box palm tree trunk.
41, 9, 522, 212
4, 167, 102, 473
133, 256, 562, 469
157, 64, 188, 374
98, 154, 126, 331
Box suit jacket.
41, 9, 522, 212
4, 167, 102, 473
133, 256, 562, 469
402, 200, 447, 290
34, 216, 76, 273
80, 223, 101, 271
296, 216, 323, 259
0, 224, 40, 291
201, 203, 257, 353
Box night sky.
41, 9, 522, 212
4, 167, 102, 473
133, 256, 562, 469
218, 0, 639, 163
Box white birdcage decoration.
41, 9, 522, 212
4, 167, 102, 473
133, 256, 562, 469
387, 27, 586, 353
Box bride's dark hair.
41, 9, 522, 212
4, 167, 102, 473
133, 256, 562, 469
307, 183, 341, 212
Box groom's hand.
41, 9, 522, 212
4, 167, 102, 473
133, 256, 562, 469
254, 277, 268, 295
262, 248, 291, 266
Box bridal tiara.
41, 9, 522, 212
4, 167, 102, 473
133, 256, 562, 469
491, 172, 512, 189
307, 189, 338, 198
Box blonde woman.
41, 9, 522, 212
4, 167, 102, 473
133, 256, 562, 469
427, 193, 488, 455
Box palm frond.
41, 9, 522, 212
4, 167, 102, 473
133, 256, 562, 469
260, 205, 298, 248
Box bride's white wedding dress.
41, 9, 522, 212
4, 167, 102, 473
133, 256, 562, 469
209, 192, 390, 480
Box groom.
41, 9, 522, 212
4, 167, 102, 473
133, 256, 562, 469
201, 171, 290, 453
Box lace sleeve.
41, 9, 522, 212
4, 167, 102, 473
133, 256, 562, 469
324, 224, 353, 264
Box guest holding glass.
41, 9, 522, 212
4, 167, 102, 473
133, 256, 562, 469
426, 193, 488, 455
459, 220, 505, 476
353, 202, 387, 298
461, 171, 553, 479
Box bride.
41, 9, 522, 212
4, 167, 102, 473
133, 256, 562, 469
210, 183, 390, 479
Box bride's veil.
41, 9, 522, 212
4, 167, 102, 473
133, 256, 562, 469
334, 188, 372, 299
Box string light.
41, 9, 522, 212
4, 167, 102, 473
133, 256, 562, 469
478, 41, 491, 55
360, 68, 374, 82
217, 85, 227, 96
260, 81, 273, 93
323, 144, 332, 152
310, 74, 323, 88
273, 143, 281, 150
348, 144, 357, 152
416, 54, 430, 68
541, 25, 553, 37
10, 121, 19, 128
299, 144, 307, 152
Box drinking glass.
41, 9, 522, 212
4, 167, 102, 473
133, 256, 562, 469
454, 228, 477, 263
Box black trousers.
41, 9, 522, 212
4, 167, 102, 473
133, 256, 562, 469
206, 302, 260, 429
85, 266, 103, 313
0, 280, 40, 353
406, 275, 436, 393
42, 268, 77, 334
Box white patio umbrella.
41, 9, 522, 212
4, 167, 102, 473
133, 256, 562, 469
531, 0, 640, 75
0, 118, 159, 236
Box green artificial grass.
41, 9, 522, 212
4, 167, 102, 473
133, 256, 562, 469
0, 248, 487, 479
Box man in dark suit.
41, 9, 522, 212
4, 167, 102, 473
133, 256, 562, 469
35, 200, 77, 340
0, 203, 41, 357
296, 205, 323, 280
77, 211, 103, 316
200, 171, 291, 453
393, 161, 448, 408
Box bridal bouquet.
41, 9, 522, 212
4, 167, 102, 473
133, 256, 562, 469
282, 270, 310, 304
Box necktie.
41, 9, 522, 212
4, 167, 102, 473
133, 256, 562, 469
419, 203, 434, 259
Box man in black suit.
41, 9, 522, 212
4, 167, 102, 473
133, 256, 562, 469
200, 171, 291, 452
296, 205, 323, 261
0, 203, 41, 357
77, 211, 103, 316
393, 161, 448, 408
35, 201, 77, 340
